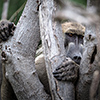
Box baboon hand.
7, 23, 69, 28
53, 57, 79, 82
0, 20, 16, 42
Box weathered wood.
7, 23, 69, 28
39, 0, 75, 100
1, 0, 50, 100
90, 70, 100, 100
76, 0, 100, 100
76, 25, 99, 100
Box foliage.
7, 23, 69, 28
0, 0, 87, 24
0, 0, 3, 19
8, 0, 27, 24
0, 0, 27, 24
71, 0, 87, 6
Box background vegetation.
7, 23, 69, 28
0, 0, 87, 24
0, 0, 27, 24
71, 0, 87, 5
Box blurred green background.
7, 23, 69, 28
71, 0, 87, 5
0, 0, 87, 24
0, 0, 27, 24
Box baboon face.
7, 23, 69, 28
62, 22, 85, 65
64, 33, 84, 65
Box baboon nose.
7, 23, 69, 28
73, 55, 81, 65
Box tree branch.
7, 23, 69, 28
2, 0, 50, 99
2, 0, 10, 19
76, 0, 100, 100
39, 0, 75, 100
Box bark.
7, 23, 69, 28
90, 70, 100, 100
0, 49, 2, 100
2, 0, 50, 100
2, 0, 10, 19
1, 0, 10, 99
76, 0, 100, 100
76, 25, 99, 100
39, 0, 75, 100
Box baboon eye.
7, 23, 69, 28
80, 36, 84, 39
68, 33, 73, 37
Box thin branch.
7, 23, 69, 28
2, 0, 10, 19
2, 0, 50, 99
9, 1, 26, 21
90, 70, 100, 100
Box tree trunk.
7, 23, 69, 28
1, 0, 10, 99
2, 0, 50, 100
76, 0, 100, 100
39, 0, 75, 100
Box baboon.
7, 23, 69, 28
35, 22, 85, 94
0, 20, 85, 99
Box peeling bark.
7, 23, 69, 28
76, 0, 100, 100
2, 0, 50, 100
39, 0, 75, 100
76, 25, 99, 100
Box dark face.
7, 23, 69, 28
64, 33, 84, 65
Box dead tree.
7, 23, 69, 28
39, 0, 75, 100
76, 0, 100, 100
1, 0, 100, 100
1, 0, 50, 100
39, 0, 100, 100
